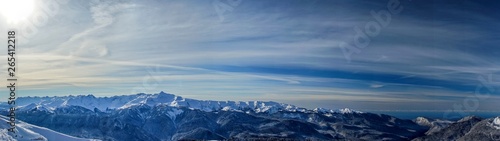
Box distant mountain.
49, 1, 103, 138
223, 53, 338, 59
0, 115, 99, 141
2, 91, 497, 140
414, 117, 453, 135
13, 91, 310, 114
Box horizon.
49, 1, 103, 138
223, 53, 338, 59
1, 0, 499, 118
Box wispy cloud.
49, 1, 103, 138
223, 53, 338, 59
370, 84, 384, 88
1, 0, 499, 111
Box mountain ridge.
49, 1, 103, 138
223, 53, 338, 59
10, 91, 361, 115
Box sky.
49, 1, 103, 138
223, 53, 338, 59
0, 0, 499, 113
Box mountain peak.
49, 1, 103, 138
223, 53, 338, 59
338, 108, 362, 114
415, 117, 432, 127
458, 115, 482, 122
491, 117, 500, 130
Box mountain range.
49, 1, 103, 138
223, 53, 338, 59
1, 91, 499, 141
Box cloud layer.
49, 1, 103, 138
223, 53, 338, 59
1, 0, 499, 111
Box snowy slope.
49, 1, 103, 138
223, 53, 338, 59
491, 117, 500, 130
0, 115, 100, 141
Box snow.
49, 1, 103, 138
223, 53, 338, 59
166, 108, 184, 120
221, 106, 244, 112
415, 117, 432, 127
313, 108, 328, 113
283, 113, 302, 119
491, 117, 500, 130
413, 116, 454, 135
340, 108, 352, 113
18, 104, 54, 113
0, 129, 16, 141
0, 115, 99, 141
324, 113, 333, 117
21, 124, 100, 141
337, 108, 362, 114
457, 115, 478, 122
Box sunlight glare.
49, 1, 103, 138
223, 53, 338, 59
0, 0, 35, 23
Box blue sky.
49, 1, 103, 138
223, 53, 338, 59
1, 0, 500, 112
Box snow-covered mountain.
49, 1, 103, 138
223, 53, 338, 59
13, 91, 303, 113
0, 115, 100, 141
11, 91, 364, 116
413, 116, 500, 141
1, 91, 497, 140
414, 117, 453, 135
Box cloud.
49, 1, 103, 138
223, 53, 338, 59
370, 84, 384, 88
54, 0, 136, 58
70, 40, 109, 57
